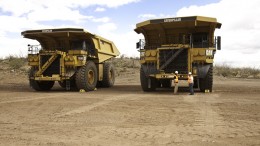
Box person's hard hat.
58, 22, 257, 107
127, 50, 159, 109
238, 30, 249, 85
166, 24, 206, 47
175, 71, 178, 74
188, 72, 192, 75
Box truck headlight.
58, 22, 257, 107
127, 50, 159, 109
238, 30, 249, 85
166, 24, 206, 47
206, 50, 213, 56
77, 56, 85, 61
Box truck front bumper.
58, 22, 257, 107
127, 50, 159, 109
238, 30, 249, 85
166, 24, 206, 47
30, 75, 70, 81
150, 73, 194, 80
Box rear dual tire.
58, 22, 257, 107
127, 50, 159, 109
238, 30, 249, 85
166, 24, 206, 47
101, 62, 115, 87
75, 61, 115, 91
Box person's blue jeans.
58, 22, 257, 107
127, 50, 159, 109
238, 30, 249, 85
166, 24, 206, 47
189, 83, 194, 95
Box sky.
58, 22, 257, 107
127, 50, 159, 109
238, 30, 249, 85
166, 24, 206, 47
0, 0, 260, 68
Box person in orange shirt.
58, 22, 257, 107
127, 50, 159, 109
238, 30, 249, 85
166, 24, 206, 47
188, 72, 194, 95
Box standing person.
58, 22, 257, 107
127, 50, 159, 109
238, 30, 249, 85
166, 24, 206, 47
188, 72, 194, 95
173, 71, 179, 94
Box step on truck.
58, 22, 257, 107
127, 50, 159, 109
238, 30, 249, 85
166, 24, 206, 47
134, 16, 221, 92
22, 28, 120, 91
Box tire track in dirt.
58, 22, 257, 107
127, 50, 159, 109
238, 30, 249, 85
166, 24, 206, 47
57, 94, 136, 117
0, 94, 63, 104
93, 93, 260, 144
182, 93, 260, 140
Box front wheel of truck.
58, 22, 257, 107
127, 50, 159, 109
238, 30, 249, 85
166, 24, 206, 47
29, 68, 54, 91
199, 64, 213, 92
140, 65, 156, 92
76, 61, 97, 91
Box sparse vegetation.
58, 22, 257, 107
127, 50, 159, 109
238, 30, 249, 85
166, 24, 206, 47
0, 56, 260, 79
214, 65, 260, 79
0, 55, 28, 72
111, 57, 140, 77
112, 57, 140, 69
7, 56, 27, 70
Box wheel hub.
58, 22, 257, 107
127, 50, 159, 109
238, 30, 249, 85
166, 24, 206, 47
87, 70, 94, 84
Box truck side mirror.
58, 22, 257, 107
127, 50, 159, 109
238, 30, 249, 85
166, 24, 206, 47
136, 42, 140, 49
82, 41, 87, 50
217, 36, 221, 50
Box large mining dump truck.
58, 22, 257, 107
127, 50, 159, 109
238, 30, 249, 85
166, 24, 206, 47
22, 28, 120, 91
135, 16, 221, 92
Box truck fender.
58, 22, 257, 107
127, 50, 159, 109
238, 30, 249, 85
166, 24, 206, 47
141, 64, 157, 77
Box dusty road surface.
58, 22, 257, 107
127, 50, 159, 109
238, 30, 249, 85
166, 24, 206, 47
0, 72, 259, 146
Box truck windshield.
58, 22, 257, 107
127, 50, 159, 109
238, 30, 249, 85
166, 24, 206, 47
192, 33, 209, 48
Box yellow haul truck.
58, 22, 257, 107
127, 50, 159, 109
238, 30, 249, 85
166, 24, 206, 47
135, 16, 221, 92
22, 28, 120, 91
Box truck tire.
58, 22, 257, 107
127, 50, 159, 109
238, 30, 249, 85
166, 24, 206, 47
193, 78, 198, 88
199, 64, 213, 92
140, 65, 156, 91
58, 81, 66, 88
29, 68, 54, 91
76, 61, 97, 91
101, 62, 115, 87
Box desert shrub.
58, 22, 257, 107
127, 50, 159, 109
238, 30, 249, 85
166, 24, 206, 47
7, 55, 27, 70
112, 57, 140, 69
214, 65, 233, 77
214, 65, 260, 78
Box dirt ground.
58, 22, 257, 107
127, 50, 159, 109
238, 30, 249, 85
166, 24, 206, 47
0, 70, 259, 146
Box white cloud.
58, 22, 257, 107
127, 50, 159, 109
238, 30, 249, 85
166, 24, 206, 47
95, 7, 106, 12
158, 13, 175, 18
66, 0, 141, 8
138, 14, 157, 19
0, 15, 53, 33
0, 0, 38, 16
0, 0, 139, 23
0, 36, 38, 57
0, 0, 140, 16
0, 0, 140, 58
97, 23, 142, 57
26, 7, 91, 23
97, 23, 117, 34
92, 17, 110, 23
138, 13, 175, 20
176, 0, 260, 67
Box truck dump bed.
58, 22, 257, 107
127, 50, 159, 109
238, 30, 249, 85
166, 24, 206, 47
22, 28, 120, 62
135, 16, 221, 48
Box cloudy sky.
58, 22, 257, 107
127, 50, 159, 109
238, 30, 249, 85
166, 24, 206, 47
0, 0, 260, 68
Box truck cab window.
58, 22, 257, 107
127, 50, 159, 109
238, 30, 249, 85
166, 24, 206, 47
71, 40, 83, 50
192, 33, 208, 48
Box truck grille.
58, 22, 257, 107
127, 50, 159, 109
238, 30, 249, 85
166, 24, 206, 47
159, 49, 188, 74
40, 55, 60, 76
